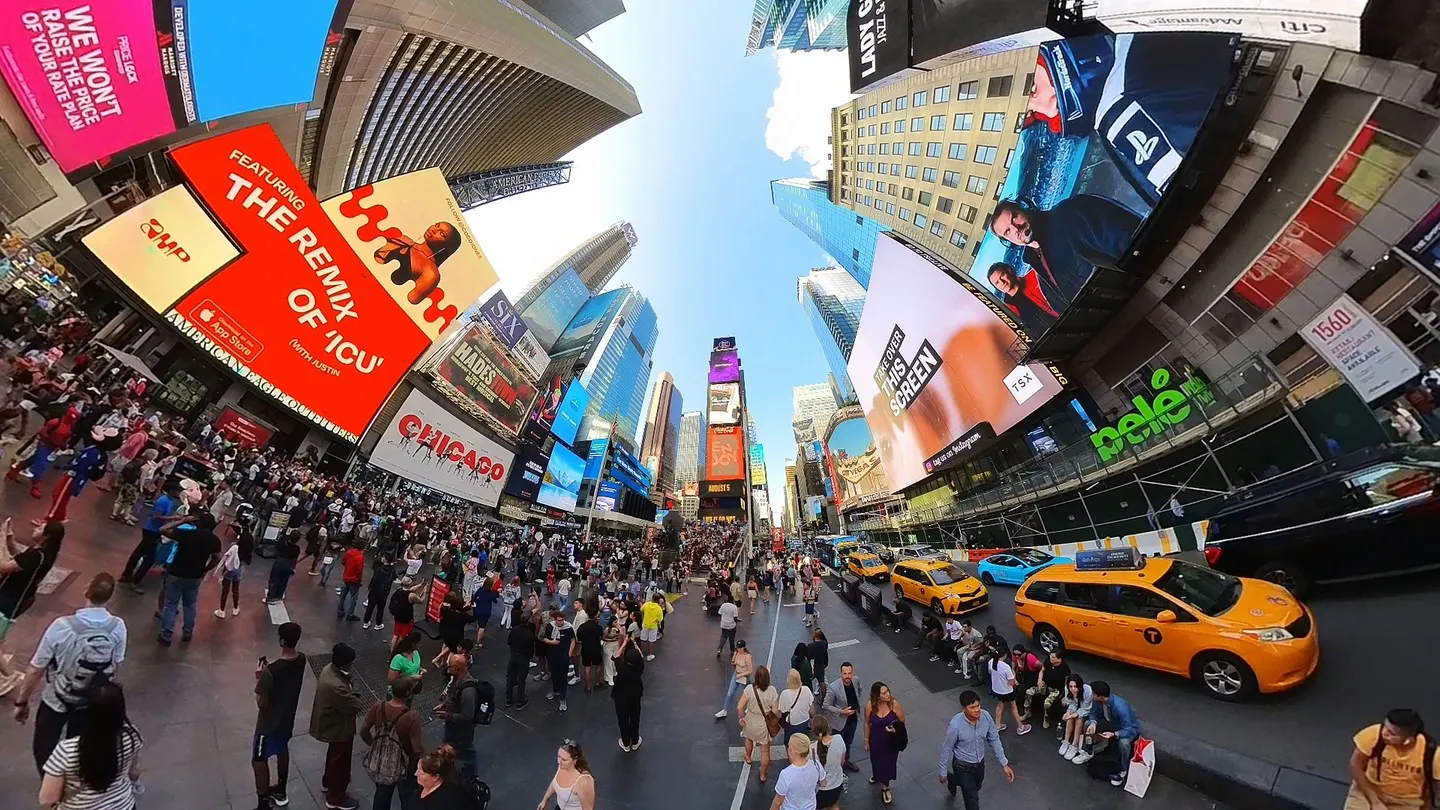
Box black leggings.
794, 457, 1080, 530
614, 695, 641, 746
219, 577, 240, 610
364, 586, 390, 624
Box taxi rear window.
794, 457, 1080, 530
1023, 580, 1060, 603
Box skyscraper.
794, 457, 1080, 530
639, 372, 684, 498
771, 179, 887, 289
745, 0, 848, 55
550, 285, 658, 446
792, 382, 839, 444
798, 268, 865, 405
676, 410, 706, 521
516, 222, 639, 350
526, 0, 626, 38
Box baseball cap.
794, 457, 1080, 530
736, 640, 747, 649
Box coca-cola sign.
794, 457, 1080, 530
370, 388, 514, 507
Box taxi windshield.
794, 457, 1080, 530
1015, 550, 1052, 566
1153, 560, 1242, 617
929, 565, 970, 586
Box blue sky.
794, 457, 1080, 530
464, 0, 853, 522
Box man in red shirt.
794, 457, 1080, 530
337, 541, 366, 621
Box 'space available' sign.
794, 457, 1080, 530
1301, 294, 1420, 402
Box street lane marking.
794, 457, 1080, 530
827, 639, 860, 650
731, 573, 786, 810
782, 602, 803, 607
267, 601, 290, 625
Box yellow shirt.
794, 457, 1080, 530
1353, 725, 1440, 801
641, 601, 663, 631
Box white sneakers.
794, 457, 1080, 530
1059, 742, 1074, 758
213, 609, 227, 619
715, 709, 728, 719
232, 607, 240, 617
1071, 751, 1092, 765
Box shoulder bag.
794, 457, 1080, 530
756, 686, 783, 738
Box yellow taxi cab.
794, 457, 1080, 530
1014, 548, 1319, 702
847, 552, 890, 582
891, 558, 989, 615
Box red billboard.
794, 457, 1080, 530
705, 425, 744, 481
165, 124, 429, 441
215, 407, 273, 448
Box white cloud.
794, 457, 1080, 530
764, 50, 853, 179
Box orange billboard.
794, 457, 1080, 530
706, 425, 744, 481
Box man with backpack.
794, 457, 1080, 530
11, 572, 127, 772
253, 622, 306, 810
436, 651, 491, 779
1348, 709, 1440, 810
361, 676, 425, 808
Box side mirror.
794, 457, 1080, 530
1155, 609, 1177, 624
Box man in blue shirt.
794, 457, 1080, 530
1087, 680, 1140, 786
938, 690, 1016, 810
118, 480, 181, 593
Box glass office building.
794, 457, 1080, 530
516, 222, 637, 350
772, 178, 886, 289
519, 266, 591, 350
554, 285, 658, 446
798, 267, 865, 405
746, 0, 848, 55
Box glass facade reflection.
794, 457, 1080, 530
567, 287, 658, 446
520, 266, 590, 350
771, 179, 886, 289
798, 268, 865, 405
746, 0, 848, 54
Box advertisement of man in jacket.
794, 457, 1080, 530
310, 643, 363, 810
988, 197, 1143, 303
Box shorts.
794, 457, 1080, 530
991, 689, 1016, 703
391, 621, 414, 641
804, 603, 816, 615
223, 568, 244, 582
251, 730, 291, 762
581, 646, 603, 667
817, 786, 844, 808
639, 627, 659, 643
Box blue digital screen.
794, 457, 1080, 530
552, 381, 590, 447
595, 481, 620, 512
611, 445, 651, 496
537, 444, 584, 513
583, 438, 609, 481
181, 0, 341, 122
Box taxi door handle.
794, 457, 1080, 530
1114, 620, 1131, 628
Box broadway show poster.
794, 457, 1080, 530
849, 236, 1063, 490
370, 388, 512, 507
966, 33, 1234, 338
0, 0, 176, 171
166, 124, 428, 441
322, 167, 500, 340
433, 325, 539, 437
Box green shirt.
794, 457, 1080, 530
390, 651, 422, 678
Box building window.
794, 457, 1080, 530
854, 176, 862, 187
898, 207, 911, 222
878, 161, 888, 173
1023, 72, 1036, 95
841, 113, 849, 126
841, 188, 848, 200
913, 90, 927, 106
914, 213, 928, 228
886, 202, 896, 214
896, 95, 907, 110
863, 195, 872, 205
930, 220, 946, 237
868, 104, 878, 116
890, 162, 900, 174
936, 196, 954, 214
881, 100, 892, 114
908, 142, 922, 156
866, 179, 874, 190
922, 167, 937, 182
868, 124, 876, 137
901, 186, 914, 200
1004, 148, 1015, 169
840, 129, 848, 140
911, 116, 924, 131
879, 143, 889, 156
894, 119, 905, 133
934, 85, 951, 103
941, 170, 960, 187
987, 75, 1013, 97
874, 197, 885, 210
841, 146, 849, 157
918, 190, 932, 206
974, 145, 997, 164
930, 114, 945, 130
948, 143, 967, 161
966, 175, 988, 194
959, 203, 977, 222
870, 143, 878, 154
857, 107, 865, 120
926, 142, 942, 158
953, 113, 973, 131
904, 165, 918, 178
957, 81, 978, 100
880, 122, 890, 135
971, 239, 982, 257
981, 112, 1005, 131
949, 230, 967, 249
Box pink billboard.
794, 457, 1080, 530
0, 2, 176, 172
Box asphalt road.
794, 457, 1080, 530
863, 558, 1440, 784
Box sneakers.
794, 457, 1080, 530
308, 571, 319, 576
269, 789, 290, 807
567, 676, 580, 686
1059, 742, 1073, 758
362, 622, 370, 629
516, 700, 529, 710
546, 692, 556, 700
996, 724, 1007, 732
1110, 775, 1127, 787
559, 701, 568, 712
374, 623, 384, 630
645, 654, 655, 661
619, 740, 631, 752
1017, 724, 1033, 736
928, 654, 940, 662
1071, 751, 1092, 765
715, 709, 728, 719
533, 673, 547, 682
324, 796, 359, 810
631, 736, 642, 749
213, 609, 227, 619
232, 607, 240, 617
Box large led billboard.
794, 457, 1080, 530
824, 410, 891, 508
965, 33, 1233, 339
849, 235, 1065, 490
1088, 0, 1368, 50
708, 383, 741, 426
538, 443, 584, 513
503, 445, 550, 502
750, 444, 767, 487
321, 168, 500, 340
524, 373, 566, 442
552, 381, 590, 447
433, 326, 540, 437
477, 289, 548, 380
846, 0, 913, 92
706, 425, 745, 481
81, 185, 240, 312
709, 350, 740, 384
165, 124, 429, 441
910, 0, 1057, 70
583, 438, 609, 480
370, 389, 512, 507
611, 445, 652, 497
595, 481, 621, 512
0, 1, 343, 173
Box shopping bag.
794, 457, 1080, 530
1124, 737, 1156, 798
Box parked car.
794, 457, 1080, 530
892, 559, 988, 615
846, 552, 890, 583
1204, 446, 1440, 598
977, 548, 1073, 586
894, 544, 949, 563
855, 542, 895, 563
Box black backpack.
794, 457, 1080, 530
456, 680, 495, 725
460, 774, 491, 809
1371, 734, 1437, 807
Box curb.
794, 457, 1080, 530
825, 570, 1349, 810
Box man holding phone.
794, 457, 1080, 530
253, 622, 305, 810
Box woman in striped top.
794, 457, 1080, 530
39, 682, 143, 810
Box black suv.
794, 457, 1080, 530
1204, 446, 1440, 598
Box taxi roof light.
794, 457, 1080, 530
1075, 547, 1146, 572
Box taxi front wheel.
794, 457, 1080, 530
1193, 652, 1258, 702
1034, 624, 1065, 655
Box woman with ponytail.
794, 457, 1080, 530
812, 716, 847, 810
